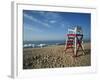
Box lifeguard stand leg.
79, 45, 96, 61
74, 36, 77, 56
81, 41, 85, 55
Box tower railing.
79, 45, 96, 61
64, 26, 85, 57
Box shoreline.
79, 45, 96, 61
23, 42, 90, 50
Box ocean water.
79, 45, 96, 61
23, 40, 65, 48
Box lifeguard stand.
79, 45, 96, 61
64, 26, 85, 57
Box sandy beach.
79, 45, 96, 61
23, 42, 91, 69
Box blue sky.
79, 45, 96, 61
23, 10, 91, 41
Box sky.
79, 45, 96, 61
23, 10, 91, 41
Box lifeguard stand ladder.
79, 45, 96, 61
64, 26, 85, 57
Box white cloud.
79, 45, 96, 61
24, 11, 70, 29
49, 20, 56, 24
24, 23, 43, 33
24, 13, 50, 28
39, 12, 61, 19
37, 11, 63, 23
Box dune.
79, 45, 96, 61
23, 42, 91, 69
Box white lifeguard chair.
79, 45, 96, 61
64, 26, 85, 57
